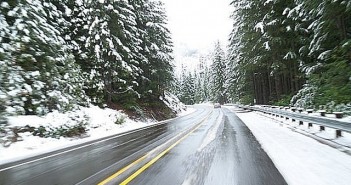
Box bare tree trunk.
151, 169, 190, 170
106, 69, 112, 103
337, 15, 347, 40
289, 61, 294, 93
275, 75, 281, 101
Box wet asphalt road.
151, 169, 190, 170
130, 107, 287, 185
0, 105, 287, 185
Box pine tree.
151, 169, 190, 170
227, 0, 350, 108
176, 64, 187, 104
66, 0, 143, 106
132, 0, 174, 102
182, 72, 195, 105
228, 0, 305, 105
210, 42, 227, 104
194, 72, 203, 103
0, 0, 87, 115
0, 3, 10, 123
294, 0, 351, 106
1, 0, 177, 119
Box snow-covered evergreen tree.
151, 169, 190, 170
0, 0, 87, 115
227, 0, 350, 108
226, 16, 241, 103
66, 0, 139, 105
227, 0, 306, 105
59, 0, 175, 110
182, 72, 196, 105
292, 0, 351, 107
0, 2, 11, 121
194, 56, 208, 103
0, 0, 179, 120
132, 0, 174, 102
210, 42, 227, 104
194, 72, 203, 103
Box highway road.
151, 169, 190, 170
0, 105, 286, 185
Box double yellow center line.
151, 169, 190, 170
98, 109, 212, 185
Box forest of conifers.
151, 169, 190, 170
1, 0, 350, 123
0, 0, 174, 121
229, 0, 351, 108
176, 0, 350, 113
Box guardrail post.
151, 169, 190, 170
336, 130, 342, 137
319, 110, 326, 117
298, 108, 303, 113
334, 112, 343, 119
308, 123, 313, 128
320, 126, 325, 131
246, 105, 349, 137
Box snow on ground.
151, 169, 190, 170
177, 106, 196, 116
161, 91, 187, 113
230, 108, 351, 185
0, 105, 195, 165
5, 102, 350, 185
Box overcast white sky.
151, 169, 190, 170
160, 0, 233, 71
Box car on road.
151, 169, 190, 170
214, 103, 221, 108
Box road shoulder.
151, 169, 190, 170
230, 108, 351, 185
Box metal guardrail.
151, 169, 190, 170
238, 105, 351, 137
